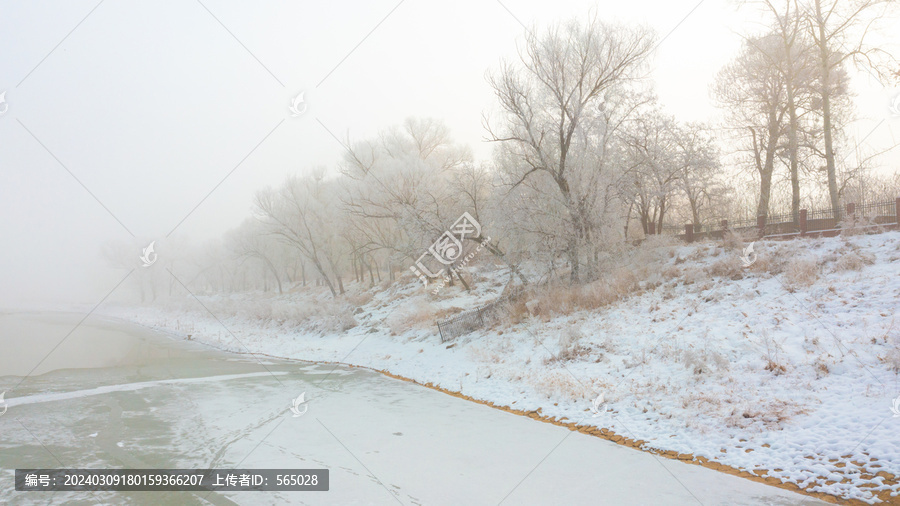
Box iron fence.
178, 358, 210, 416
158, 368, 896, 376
436, 294, 516, 342
657, 197, 900, 241
855, 200, 896, 221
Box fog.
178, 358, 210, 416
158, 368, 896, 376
1, 0, 897, 307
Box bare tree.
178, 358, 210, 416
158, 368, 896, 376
750, 0, 821, 224
228, 219, 289, 294
254, 172, 347, 298
340, 117, 475, 285
804, 0, 899, 218
486, 14, 655, 282
715, 34, 789, 221
674, 122, 724, 230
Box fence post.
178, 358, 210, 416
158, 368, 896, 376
685, 224, 694, 243
757, 215, 766, 238
437, 322, 444, 343
799, 209, 807, 236
896, 197, 900, 227
846, 202, 855, 217
648, 222, 656, 235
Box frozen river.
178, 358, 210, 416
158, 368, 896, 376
0, 312, 825, 505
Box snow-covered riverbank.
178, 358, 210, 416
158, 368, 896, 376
103, 231, 900, 503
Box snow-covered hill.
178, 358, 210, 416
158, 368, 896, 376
105, 230, 900, 503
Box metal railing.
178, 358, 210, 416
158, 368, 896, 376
436, 294, 516, 342
653, 197, 900, 242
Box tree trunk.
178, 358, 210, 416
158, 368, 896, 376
624, 200, 634, 240
566, 238, 579, 283
757, 113, 780, 220
656, 197, 667, 234
691, 201, 701, 231
815, 0, 841, 221
788, 95, 801, 227
262, 257, 283, 294
783, 33, 802, 228
454, 269, 470, 291
313, 261, 336, 297
483, 240, 529, 286
556, 177, 581, 283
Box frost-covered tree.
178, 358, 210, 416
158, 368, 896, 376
254, 172, 347, 297
486, 14, 655, 282
715, 34, 789, 220
340, 117, 476, 285
804, 0, 899, 218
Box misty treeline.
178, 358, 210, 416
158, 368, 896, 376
107, 3, 899, 299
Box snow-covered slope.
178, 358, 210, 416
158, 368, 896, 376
104, 230, 900, 503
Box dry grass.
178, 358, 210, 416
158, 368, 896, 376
812, 355, 831, 378
469, 345, 503, 365
516, 265, 644, 320
193, 296, 359, 334
831, 249, 876, 272
345, 290, 374, 306
681, 266, 704, 285
705, 255, 744, 280
765, 360, 787, 375
546, 326, 592, 363
722, 228, 755, 250
755, 241, 804, 275
880, 332, 900, 372
528, 370, 592, 401
746, 252, 773, 274
578, 280, 618, 310
662, 264, 681, 280
883, 347, 900, 373
387, 300, 437, 335
783, 255, 819, 290
722, 399, 803, 431
609, 267, 639, 295
502, 299, 531, 325
682, 349, 730, 375
840, 213, 884, 237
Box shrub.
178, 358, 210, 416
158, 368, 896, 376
514, 272, 638, 319
662, 265, 681, 280
722, 228, 753, 250
832, 250, 875, 272
706, 255, 743, 280
681, 266, 704, 285
610, 267, 639, 295
840, 213, 883, 237
758, 241, 804, 275
505, 299, 530, 325
345, 290, 374, 307
683, 349, 729, 375
884, 347, 900, 373
580, 282, 618, 310
547, 326, 591, 363
746, 252, 773, 274
783, 255, 818, 290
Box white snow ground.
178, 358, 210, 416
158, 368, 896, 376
102, 230, 900, 503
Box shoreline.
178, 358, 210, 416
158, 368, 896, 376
105, 313, 870, 505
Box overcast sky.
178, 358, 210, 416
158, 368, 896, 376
1, 0, 898, 306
